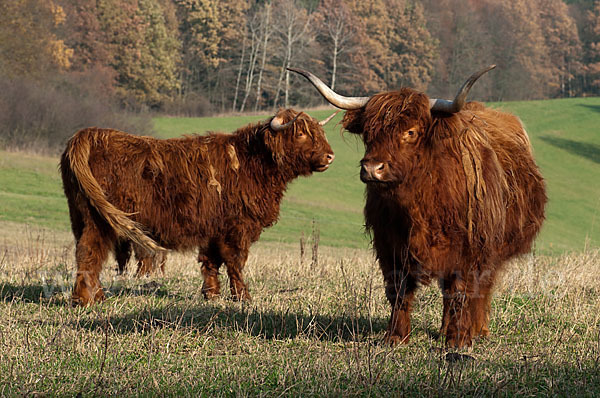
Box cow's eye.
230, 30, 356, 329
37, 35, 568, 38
403, 128, 419, 143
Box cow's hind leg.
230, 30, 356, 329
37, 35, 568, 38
441, 273, 474, 348
115, 240, 132, 275
201, 255, 222, 300
72, 223, 112, 306
218, 243, 250, 302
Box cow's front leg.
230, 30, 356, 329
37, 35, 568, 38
441, 272, 473, 348
469, 269, 496, 339
381, 264, 418, 345
214, 229, 253, 302
226, 254, 250, 302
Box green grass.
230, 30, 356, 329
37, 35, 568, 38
491, 98, 600, 253
0, 151, 70, 230
1, 98, 599, 252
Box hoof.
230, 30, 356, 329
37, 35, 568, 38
475, 326, 489, 338
445, 352, 475, 363
445, 336, 472, 349
384, 333, 409, 346
202, 290, 221, 300
201, 281, 221, 300
231, 290, 251, 302
71, 289, 105, 307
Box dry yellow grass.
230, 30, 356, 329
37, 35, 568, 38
1, 223, 600, 396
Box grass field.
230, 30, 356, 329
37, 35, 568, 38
1, 228, 599, 395
1, 98, 599, 395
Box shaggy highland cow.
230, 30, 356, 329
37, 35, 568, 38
61, 109, 335, 306
290, 66, 546, 348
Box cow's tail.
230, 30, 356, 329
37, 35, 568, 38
64, 129, 166, 254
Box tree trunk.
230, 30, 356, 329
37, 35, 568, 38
232, 33, 247, 112
240, 26, 260, 112
284, 23, 293, 108
331, 36, 338, 90
254, 4, 272, 112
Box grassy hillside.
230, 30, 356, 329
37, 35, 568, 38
0, 151, 68, 230
1, 97, 599, 252
492, 98, 600, 253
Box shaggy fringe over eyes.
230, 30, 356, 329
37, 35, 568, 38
342, 90, 432, 142
266, 110, 317, 165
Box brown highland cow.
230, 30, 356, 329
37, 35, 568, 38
60, 109, 335, 306
290, 65, 546, 348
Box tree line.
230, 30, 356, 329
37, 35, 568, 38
1, 0, 599, 118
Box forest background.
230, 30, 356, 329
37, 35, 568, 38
1, 0, 599, 151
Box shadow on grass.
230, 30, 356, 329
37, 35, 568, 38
540, 136, 600, 164
577, 103, 600, 113
0, 282, 69, 306
0, 280, 177, 305
0, 280, 395, 343
106, 280, 180, 299
72, 298, 390, 343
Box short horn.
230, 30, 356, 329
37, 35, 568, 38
287, 67, 370, 110
319, 110, 340, 126
429, 65, 496, 114
270, 113, 301, 131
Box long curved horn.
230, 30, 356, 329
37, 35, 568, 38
429, 65, 496, 114
270, 113, 301, 131
287, 67, 370, 110
319, 110, 340, 126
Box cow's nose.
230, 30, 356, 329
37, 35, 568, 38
360, 161, 386, 181
326, 153, 335, 164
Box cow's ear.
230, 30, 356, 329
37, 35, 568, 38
341, 109, 364, 135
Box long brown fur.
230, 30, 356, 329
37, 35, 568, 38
60, 109, 334, 305
343, 90, 546, 348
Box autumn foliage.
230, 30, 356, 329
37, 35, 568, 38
0, 0, 599, 150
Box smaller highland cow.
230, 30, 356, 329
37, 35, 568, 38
61, 109, 335, 305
